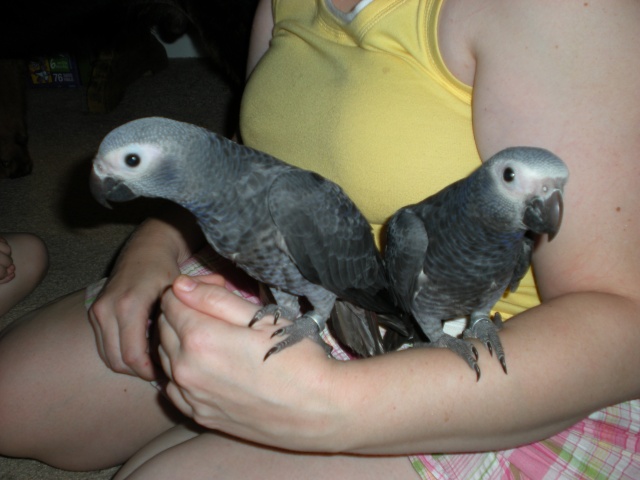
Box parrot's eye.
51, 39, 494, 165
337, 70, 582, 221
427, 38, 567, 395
125, 154, 141, 168
503, 167, 515, 182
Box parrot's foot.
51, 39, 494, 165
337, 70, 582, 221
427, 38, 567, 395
414, 335, 481, 381
264, 313, 332, 360
248, 303, 299, 327
463, 313, 507, 374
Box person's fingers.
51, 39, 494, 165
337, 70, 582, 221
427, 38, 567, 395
87, 306, 115, 371
118, 314, 157, 380
157, 331, 193, 418
88, 291, 156, 379
164, 378, 194, 418
0, 264, 15, 284
0, 237, 11, 255
157, 311, 180, 379
157, 341, 173, 382
170, 274, 262, 326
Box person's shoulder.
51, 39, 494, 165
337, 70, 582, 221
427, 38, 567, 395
436, 0, 624, 87
466, 0, 640, 49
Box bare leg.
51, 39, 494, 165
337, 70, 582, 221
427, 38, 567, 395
0, 233, 48, 317
114, 423, 202, 479
0, 289, 182, 471
117, 425, 418, 480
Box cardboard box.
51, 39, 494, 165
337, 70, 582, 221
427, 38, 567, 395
28, 53, 81, 87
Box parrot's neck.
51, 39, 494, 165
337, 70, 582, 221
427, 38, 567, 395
179, 140, 252, 216
179, 140, 281, 255
465, 170, 525, 235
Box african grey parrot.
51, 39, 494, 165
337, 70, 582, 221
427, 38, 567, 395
384, 147, 569, 379
90, 116, 405, 359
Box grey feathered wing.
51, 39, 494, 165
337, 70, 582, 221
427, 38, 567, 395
267, 169, 394, 312
384, 208, 430, 314
267, 169, 406, 356
508, 235, 534, 293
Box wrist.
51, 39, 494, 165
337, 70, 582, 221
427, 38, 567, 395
291, 357, 358, 452
125, 216, 199, 265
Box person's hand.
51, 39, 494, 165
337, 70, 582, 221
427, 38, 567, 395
158, 274, 342, 451
87, 217, 192, 380
87, 207, 204, 380
88, 256, 178, 380
0, 236, 16, 284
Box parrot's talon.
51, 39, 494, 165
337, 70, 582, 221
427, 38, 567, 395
263, 313, 328, 358
249, 304, 297, 328
248, 315, 260, 328
271, 327, 286, 338
463, 315, 507, 374
263, 346, 279, 361
486, 342, 493, 357
499, 356, 508, 374
414, 335, 481, 379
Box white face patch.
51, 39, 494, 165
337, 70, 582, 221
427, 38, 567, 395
94, 143, 164, 181
492, 159, 553, 202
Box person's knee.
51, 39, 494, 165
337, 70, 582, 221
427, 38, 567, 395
0, 233, 49, 317
13, 233, 49, 285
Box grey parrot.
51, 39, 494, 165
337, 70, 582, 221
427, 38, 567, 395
90, 117, 407, 359
384, 146, 569, 379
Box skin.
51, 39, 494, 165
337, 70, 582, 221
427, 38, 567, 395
0, 233, 48, 317
0, 0, 639, 478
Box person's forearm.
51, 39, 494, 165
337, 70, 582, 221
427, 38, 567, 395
324, 291, 640, 455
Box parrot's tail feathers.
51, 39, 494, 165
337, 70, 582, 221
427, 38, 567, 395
329, 302, 417, 357
378, 312, 419, 352
329, 301, 385, 358
381, 327, 412, 353
376, 312, 412, 337
342, 284, 400, 317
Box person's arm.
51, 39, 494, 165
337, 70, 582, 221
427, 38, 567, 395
157, 0, 640, 454
89, 204, 205, 380
246, 0, 274, 78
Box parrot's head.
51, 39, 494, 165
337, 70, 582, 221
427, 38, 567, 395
90, 117, 210, 208
480, 146, 569, 239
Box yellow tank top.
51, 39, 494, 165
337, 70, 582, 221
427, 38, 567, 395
240, 0, 539, 318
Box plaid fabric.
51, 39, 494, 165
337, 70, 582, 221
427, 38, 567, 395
177, 246, 263, 305
85, 248, 640, 479
409, 398, 640, 479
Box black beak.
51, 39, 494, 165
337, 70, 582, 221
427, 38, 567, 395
90, 169, 137, 209
523, 189, 564, 240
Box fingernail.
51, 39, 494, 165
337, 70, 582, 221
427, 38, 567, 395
175, 275, 197, 292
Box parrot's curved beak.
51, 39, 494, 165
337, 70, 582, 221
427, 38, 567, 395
523, 189, 564, 240
90, 168, 137, 209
